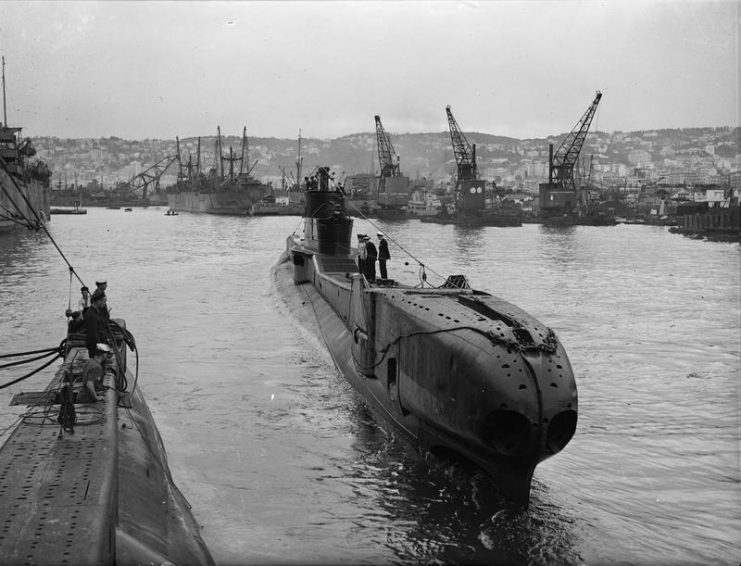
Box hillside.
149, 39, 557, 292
32, 126, 739, 191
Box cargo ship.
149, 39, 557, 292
167, 127, 270, 215
0, 318, 214, 565
275, 166, 578, 506
0, 59, 51, 233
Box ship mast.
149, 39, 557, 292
196, 137, 201, 175
239, 127, 246, 176
1, 56, 6, 127
295, 129, 303, 188
217, 126, 223, 178
3, 55, 8, 128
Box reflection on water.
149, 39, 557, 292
0, 210, 738, 565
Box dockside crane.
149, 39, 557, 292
446, 105, 485, 212
375, 115, 400, 179
373, 115, 410, 213
112, 155, 177, 202
539, 91, 603, 218
549, 91, 602, 192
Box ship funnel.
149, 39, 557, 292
303, 167, 353, 255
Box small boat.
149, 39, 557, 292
276, 167, 578, 507
50, 205, 87, 215
124, 207, 133, 212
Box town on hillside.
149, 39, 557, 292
35, 126, 739, 235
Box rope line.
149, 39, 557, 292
1, 157, 85, 287
0, 349, 59, 369
0, 353, 63, 390
343, 201, 449, 286
0, 346, 62, 359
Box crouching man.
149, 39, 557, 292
80, 343, 112, 402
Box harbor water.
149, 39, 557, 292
0, 208, 738, 565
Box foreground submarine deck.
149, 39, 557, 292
0, 330, 213, 565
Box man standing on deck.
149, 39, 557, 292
85, 290, 109, 358
364, 235, 377, 282
356, 234, 367, 275
95, 279, 110, 316
377, 232, 390, 280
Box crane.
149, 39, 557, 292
373, 115, 409, 214
548, 91, 602, 192
112, 155, 177, 201
446, 105, 477, 186
446, 105, 484, 212
375, 115, 400, 179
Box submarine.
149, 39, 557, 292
277, 166, 578, 506
0, 320, 214, 565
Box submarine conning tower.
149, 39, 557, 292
302, 166, 354, 255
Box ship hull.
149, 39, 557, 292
541, 213, 617, 227
167, 189, 264, 215
420, 210, 522, 227
251, 202, 304, 216
0, 169, 50, 233
277, 236, 578, 506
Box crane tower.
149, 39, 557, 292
539, 91, 603, 218
446, 105, 485, 212
373, 115, 410, 214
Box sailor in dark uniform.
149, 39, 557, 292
364, 235, 377, 282
377, 232, 390, 280
85, 290, 109, 358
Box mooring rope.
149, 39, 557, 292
1, 157, 85, 286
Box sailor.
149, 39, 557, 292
95, 278, 111, 319
85, 290, 109, 358
377, 232, 390, 280
364, 235, 377, 282
356, 234, 367, 275
95, 278, 107, 297
79, 343, 112, 402
77, 286, 91, 314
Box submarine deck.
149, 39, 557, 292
0, 350, 118, 565
0, 338, 214, 565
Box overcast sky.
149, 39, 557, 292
0, 1, 737, 140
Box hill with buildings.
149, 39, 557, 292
32, 126, 739, 194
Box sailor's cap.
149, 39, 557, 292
95, 279, 107, 286
377, 232, 384, 237
95, 343, 112, 354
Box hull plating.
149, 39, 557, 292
0, 169, 50, 232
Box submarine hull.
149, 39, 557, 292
0, 325, 214, 565
278, 239, 577, 506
